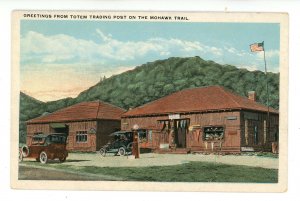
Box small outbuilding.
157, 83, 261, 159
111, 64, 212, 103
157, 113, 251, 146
26, 101, 126, 152
121, 86, 279, 153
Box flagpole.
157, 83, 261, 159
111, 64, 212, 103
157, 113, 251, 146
262, 41, 270, 143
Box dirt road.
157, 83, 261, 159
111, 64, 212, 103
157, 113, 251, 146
21, 153, 279, 169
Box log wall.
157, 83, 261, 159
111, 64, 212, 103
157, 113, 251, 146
121, 111, 241, 152
27, 119, 121, 152
240, 111, 279, 152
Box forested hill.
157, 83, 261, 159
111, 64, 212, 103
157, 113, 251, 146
75, 56, 279, 110
19, 56, 279, 143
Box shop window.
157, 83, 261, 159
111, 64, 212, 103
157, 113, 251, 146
203, 126, 224, 141
76, 131, 88, 143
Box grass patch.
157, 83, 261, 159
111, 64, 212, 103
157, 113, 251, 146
80, 162, 277, 183
21, 161, 278, 183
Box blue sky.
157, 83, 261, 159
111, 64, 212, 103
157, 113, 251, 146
20, 20, 280, 101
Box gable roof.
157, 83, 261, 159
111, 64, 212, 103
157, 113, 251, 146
27, 101, 126, 124
122, 86, 278, 117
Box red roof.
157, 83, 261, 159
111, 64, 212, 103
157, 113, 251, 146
122, 86, 278, 117
27, 101, 126, 124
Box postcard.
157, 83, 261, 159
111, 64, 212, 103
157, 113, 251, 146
11, 10, 288, 192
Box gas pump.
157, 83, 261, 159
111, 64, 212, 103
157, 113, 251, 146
132, 124, 140, 158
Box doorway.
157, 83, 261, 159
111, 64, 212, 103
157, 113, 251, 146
50, 123, 69, 136
174, 119, 189, 148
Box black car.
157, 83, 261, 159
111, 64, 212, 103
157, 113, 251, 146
99, 131, 133, 157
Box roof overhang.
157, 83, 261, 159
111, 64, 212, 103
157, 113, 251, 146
121, 107, 279, 118
50, 123, 66, 128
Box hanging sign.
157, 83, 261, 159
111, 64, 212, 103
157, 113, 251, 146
168, 114, 180, 120
88, 128, 96, 134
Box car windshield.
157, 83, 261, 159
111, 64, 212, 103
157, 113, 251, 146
48, 135, 67, 144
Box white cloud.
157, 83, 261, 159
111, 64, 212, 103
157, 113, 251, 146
266, 49, 280, 59
21, 31, 100, 63
256, 49, 279, 60
96, 29, 113, 42
21, 29, 225, 65
209, 46, 223, 56
237, 65, 259, 72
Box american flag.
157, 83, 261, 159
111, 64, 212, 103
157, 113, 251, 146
250, 42, 264, 52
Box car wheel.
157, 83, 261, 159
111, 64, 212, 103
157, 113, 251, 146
59, 156, 66, 162
21, 145, 30, 157
118, 147, 126, 156
127, 143, 133, 152
18, 150, 23, 162
39, 151, 48, 164
99, 148, 106, 157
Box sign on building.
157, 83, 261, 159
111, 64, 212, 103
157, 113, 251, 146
168, 114, 180, 120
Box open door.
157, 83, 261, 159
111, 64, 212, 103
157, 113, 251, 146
50, 123, 69, 135
174, 119, 189, 148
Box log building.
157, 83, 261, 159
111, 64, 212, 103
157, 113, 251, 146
26, 101, 125, 152
121, 86, 279, 153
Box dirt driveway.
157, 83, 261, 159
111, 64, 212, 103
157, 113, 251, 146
22, 153, 279, 169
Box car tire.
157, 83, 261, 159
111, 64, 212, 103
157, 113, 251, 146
99, 148, 106, 157
21, 145, 30, 157
118, 147, 126, 156
18, 150, 23, 162
127, 143, 133, 152
59, 156, 66, 162
39, 151, 48, 164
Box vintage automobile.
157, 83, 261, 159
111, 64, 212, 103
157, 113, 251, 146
19, 133, 68, 164
99, 131, 133, 157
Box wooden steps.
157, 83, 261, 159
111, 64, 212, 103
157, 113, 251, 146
154, 148, 191, 154
190, 146, 241, 154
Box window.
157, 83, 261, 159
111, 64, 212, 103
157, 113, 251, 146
138, 129, 147, 142
148, 130, 153, 142
76, 131, 88, 143
263, 120, 267, 144
137, 130, 152, 143
49, 135, 66, 144
32, 133, 44, 144
203, 126, 224, 141
274, 125, 279, 142
245, 120, 249, 145
254, 125, 259, 145
32, 136, 44, 144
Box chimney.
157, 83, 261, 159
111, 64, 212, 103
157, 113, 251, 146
248, 91, 256, 101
